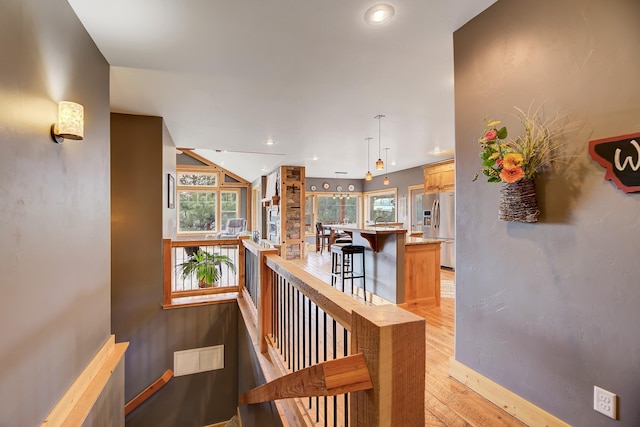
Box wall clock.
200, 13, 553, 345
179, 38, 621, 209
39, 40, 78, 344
348, 184, 355, 191
322, 182, 330, 190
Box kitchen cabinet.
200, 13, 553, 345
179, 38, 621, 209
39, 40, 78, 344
423, 159, 455, 193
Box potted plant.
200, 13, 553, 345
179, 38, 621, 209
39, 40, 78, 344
177, 249, 236, 288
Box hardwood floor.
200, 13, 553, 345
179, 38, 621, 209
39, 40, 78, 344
295, 251, 527, 427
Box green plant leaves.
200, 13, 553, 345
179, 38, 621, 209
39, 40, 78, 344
177, 249, 236, 286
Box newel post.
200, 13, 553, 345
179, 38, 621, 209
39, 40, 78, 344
162, 239, 172, 307
259, 252, 275, 354
238, 236, 248, 295
350, 305, 426, 426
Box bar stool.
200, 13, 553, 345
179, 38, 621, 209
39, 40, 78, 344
330, 244, 366, 297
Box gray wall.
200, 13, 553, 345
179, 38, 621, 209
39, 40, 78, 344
237, 314, 283, 427
0, 0, 113, 425
82, 360, 126, 427
454, 0, 640, 425
111, 113, 238, 426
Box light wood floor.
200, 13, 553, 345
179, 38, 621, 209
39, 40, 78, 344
296, 251, 527, 427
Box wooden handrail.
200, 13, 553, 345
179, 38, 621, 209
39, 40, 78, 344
239, 237, 427, 425
239, 354, 372, 405
265, 255, 364, 331
124, 369, 174, 416
170, 238, 240, 248
242, 238, 265, 256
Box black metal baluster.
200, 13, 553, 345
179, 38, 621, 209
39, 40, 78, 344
286, 279, 291, 369
308, 297, 312, 409
315, 303, 320, 422
333, 318, 338, 427
280, 276, 284, 355
323, 310, 328, 427
291, 288, 300, 372
302, 293, 306, 373
277, 274, 281, 349
297, 289, 301, 372
344, 326, 349, 427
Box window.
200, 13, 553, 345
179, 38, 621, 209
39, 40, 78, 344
317, 195, 359, 225
178, 191, 217, 232
305, 193, 361, 234
176, 171, 241, 234
220, 191, 239, 224
178, 172, 218, 187
305, 195, 315, 234
365, 190, 397, 223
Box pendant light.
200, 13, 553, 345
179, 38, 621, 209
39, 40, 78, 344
365, 137, 373, 181
383, 148, 390, 185
375, 114, 385, 170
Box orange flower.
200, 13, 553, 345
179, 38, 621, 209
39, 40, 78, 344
500, 167, 525, 183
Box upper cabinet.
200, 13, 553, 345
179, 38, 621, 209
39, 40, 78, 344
423, 159, 455, 193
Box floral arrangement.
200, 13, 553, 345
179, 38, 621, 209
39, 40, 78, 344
474, 106, 571, 184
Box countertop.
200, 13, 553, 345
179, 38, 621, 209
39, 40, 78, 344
325, 224, 407, 234
405, 236, 444, 246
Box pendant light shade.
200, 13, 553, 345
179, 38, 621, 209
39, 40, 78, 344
365, 137, 373, 181
383, 147, 390, 185
375, 114, 385, 170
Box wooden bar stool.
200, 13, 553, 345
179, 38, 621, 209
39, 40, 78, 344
330, 244, 366, 297
315, 222, 331, 254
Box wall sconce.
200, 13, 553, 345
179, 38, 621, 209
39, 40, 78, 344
51, 101, 84, 143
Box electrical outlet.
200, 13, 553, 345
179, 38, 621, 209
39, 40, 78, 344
594, 386, 617, 419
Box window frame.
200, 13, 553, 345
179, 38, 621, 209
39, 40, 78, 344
304, 192, 362, 235
364, 188, 398, 224
175, 170, 241, 236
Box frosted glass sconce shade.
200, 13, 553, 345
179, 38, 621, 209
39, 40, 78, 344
51, 101, 84, 143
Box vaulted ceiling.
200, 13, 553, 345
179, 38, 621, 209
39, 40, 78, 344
68, 0, 495, 182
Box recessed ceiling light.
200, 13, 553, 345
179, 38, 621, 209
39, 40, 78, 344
312, 155, 318, 161
364, 4, 395, 25
265, 139, 275, 146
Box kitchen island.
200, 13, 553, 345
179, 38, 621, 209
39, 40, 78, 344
326, 225, 442, 306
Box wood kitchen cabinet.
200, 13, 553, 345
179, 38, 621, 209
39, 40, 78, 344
423, 159, 455, 193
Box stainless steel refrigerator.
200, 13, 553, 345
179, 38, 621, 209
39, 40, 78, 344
422, 192, 455, 269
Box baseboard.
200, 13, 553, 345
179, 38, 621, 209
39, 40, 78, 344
448, 358, 571, 427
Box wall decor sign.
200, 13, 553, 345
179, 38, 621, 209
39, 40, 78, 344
589, 132, 640, 193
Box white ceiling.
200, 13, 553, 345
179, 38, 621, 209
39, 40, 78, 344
68, 0, 495, 182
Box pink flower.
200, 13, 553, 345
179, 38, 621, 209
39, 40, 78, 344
482, 129, 498, 141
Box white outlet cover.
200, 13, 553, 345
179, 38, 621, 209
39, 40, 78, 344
594, 385, 617, 419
